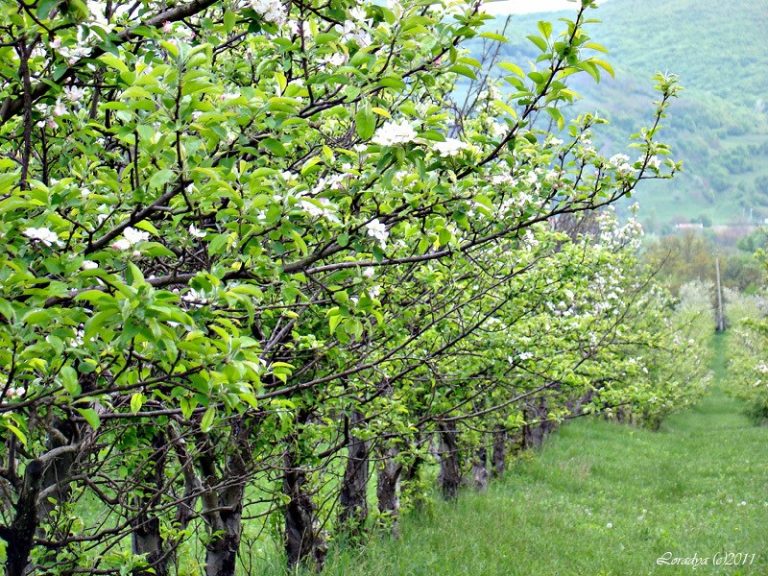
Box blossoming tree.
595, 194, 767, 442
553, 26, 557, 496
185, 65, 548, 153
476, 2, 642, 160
0, 0, 702, 574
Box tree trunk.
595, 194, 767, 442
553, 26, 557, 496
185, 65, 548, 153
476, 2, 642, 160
2, 417, 81, 576
523, 396, 549, 449
491, 426, 506, 478
375, 444, 403, 535
437, 423, 461, 501
338, 410, 369, 537
131, 432, 169, 576
196, 419, 249, 576
471, 446, 489, 491
283, 446, 326, 570
3, 460, 43, 576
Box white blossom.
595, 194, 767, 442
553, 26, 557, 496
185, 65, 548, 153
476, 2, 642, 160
365, 218, 389, 248
371, 120, 417, 146
251, 0, 287, 25
189, 224, 206, 238
81, 260, 99, 270
124, 226, 150, 245
337, 20, 372, 46
112, 226, 149, 250
321, 52, 347, 67
433, 138, 468, 157
5, 387, 25, 399
53, 100, 67, 117
111, 238, 131, 250
63, 85, 85, 103
23, 226, 60, 247
349, 6, 367, 21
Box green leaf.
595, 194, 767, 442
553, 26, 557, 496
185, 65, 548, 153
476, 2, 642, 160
588, 58, 615, 78
527, 34, 548, 52
537, 20, 553, 39
130, 393, 145, 414
480, 31, 507, 43
224, 10, 236, 32
77, 408, 101, 430
149, 169, 175, 190
3, 423, 27, 446
546, 107, 565, 131
200, 406, 216, 432
355, 105, 376, 140
262, 138, 287, 157
60, 366, 80, 395
449, 65, 477, 80
499, 62, 525, 77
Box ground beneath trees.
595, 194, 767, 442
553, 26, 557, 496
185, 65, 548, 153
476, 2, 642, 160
316, 338, 768, 576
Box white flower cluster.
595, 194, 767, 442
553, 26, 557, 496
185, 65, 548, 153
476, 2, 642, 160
252, 0, 288, 25
335, 6, 373, 46
300, 198, 340, 223
53, 34, 91, 66
433, 138, 469, 157
111, 226, 149, 251
24, 226, 62, 247
4, 386, 26, 399
189, 224, 206, 238
608, 153, 634, 177
492, 174, 515, 186
365, 218, 389, 248
181, 288, 208, 306
287, 19, 312, 41
371, 120, 417, 146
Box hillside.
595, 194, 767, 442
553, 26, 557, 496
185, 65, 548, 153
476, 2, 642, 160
479, 0, 768, 230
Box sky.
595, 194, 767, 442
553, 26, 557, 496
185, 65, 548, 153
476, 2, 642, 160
482, 0, 607, 15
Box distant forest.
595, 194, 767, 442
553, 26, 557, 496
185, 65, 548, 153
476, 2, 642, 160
476, 0, 768, 230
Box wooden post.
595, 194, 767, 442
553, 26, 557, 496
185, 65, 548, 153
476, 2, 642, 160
715, 257, 725, 332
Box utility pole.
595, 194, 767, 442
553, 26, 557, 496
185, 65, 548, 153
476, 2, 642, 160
715, 257, 725, 332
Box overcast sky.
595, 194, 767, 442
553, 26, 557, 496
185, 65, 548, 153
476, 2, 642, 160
483, 0, 606, 15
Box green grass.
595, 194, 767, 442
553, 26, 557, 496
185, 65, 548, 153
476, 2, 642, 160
302, 337, 768, 576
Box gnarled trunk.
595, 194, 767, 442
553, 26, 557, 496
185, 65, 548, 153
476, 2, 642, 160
2, 417, 81, 576
471, 446, 489, 491
131, 432, 169, 576
376, 444, 403, 536
523, 396, 549, 450
491, 426, 506, 478
437, 422, 461, 501
283, 445, 326, 570
3, 460, 42, 576
196, 418, 249, 576
338, 410, 369, 537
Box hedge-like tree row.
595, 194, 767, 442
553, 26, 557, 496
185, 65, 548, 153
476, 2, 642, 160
0, 0, 708, 574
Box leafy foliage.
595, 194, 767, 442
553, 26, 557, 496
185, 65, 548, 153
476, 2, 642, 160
0, 0, 706, 574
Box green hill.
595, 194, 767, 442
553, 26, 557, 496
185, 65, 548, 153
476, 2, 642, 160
479, 0, 768, 230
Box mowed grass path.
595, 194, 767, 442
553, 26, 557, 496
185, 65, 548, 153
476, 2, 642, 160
318, 341, 768, 575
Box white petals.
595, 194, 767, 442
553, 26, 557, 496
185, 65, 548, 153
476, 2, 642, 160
365, 218, 388, 248
112, 226, 149, 250
189, 224, 206, 238
110, 238, 131, 251
433, 137, 468, 157
81, 260, 99, 270
251, 0, 287, 25
23, 227, 60, 247
63, 86, 85, 103
371, 120, 417, 146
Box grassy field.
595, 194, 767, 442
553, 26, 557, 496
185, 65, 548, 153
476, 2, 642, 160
296, 335, 768, 576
